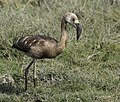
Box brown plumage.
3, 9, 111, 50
13, 35, 59, 58
12, 12, 82, 91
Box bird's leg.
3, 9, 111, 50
25, 59, 36, 91
33, 59, 37, 88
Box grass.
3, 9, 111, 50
0, 0, 120, 102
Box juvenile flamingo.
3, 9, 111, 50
12, 12, 82, 91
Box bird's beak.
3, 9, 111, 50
67, 21, 82, 40
75, 23, 82, 40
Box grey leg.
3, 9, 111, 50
25, 59, 36, 91
33, 59, 37, 88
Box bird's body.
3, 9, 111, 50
13, 35, 62, 59
12, 12, 82, 91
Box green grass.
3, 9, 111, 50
0, 0, 120, 102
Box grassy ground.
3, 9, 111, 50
0, 0, 120, 102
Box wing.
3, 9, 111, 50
12, 35, 58, 53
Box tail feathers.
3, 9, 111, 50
12, 43, 30, 52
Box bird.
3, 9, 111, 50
12, 12, 82, 91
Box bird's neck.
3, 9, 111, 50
57, 18, 67, 52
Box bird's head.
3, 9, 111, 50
63, 12, 82, 40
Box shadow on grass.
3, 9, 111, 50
0, 84, 24, 95
0, 73, 26, 95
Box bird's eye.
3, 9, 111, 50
72, 18, 75, 22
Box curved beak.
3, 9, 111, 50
67, 21, 82, 40
75, 23, 82, 40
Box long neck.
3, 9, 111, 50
58, 18, 68, 51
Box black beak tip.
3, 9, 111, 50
77, 36, 79, 41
